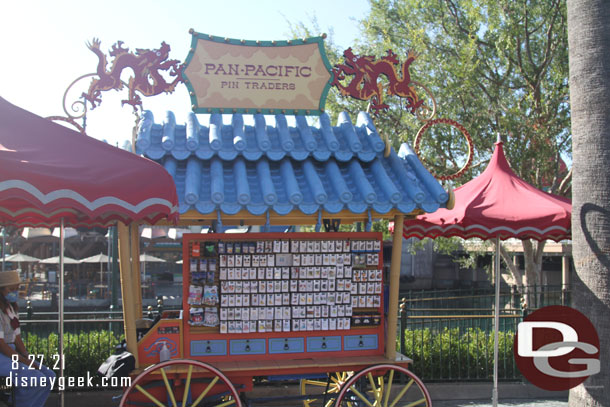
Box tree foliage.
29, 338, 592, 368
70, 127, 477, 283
314, 0, 570, 191
354, 0, 570, 286
291, 2, 570, 287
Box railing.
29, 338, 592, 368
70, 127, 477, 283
20, 300, 173, 369
397, 285, 569, 381
17, 285, 569, 383
22, 280, 183, 300
400, 284, 569, 312
20, 319, 123, 383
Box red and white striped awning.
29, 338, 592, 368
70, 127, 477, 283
0, 96, 178, 228
403, 139, 571, 242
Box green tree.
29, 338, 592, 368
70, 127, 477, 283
359, 0, 570, 183
567, 0, 610, 405
297, 0, 571, 293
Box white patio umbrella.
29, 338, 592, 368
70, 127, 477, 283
139, 254, 166, 263
80, 253, 110, 285
139, 253, 166, 283
2, 253, 40, 279
80, 253, 110, 263
4, 253, 40, 262
39, 256, 78, 283
39, 256, 79, 264
39, 256, 79, 291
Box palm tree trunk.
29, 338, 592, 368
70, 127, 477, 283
567, 0, 610, 405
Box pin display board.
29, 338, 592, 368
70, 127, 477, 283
181, 232, 385, 360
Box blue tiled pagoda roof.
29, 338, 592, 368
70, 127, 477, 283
136, 110, 449, 224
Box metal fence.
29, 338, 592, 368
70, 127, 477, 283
17, 285, 568, 382
18, 305, 165, 380
17, 297, 181, 377
397, 285, 569, 381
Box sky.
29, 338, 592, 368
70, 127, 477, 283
1, 0, 370, 147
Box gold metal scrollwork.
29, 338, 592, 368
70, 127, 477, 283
410, 81, 437, 122
414, 118, 474, 181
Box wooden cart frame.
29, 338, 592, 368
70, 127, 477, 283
114, 213, 433, 406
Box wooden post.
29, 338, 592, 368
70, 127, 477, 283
385, 214, 404, 361
117, 222, 139, 368
130, 225, 143, 319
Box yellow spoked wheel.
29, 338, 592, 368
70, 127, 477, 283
334, 364, 431, 407
300, 372, 353, 407
120, 359, 242, 407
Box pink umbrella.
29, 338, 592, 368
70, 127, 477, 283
403, 137, 571, 406
403, 140, 570, 241
0, 96, 178, 406
0, 96, 178, 227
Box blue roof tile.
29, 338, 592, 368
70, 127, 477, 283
139, 111, 449, 220
136, 110, 387, 163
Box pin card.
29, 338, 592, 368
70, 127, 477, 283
315, 254, 323, 265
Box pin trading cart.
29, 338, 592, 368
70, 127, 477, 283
116, 110, 450, 407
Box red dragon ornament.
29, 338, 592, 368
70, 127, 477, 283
82, 39, 184, 109
331, 48, 424, 115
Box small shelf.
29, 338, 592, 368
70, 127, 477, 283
188, 326, 219, 334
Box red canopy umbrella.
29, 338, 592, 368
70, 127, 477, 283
403, 140, 571, 242
402, 137, 571, 406
0, 97, 178, 227
0, 96, 178, 406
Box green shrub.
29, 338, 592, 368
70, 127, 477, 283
402, 327, 520, 381
20, 327, 519, 385
22, 330, 122, 384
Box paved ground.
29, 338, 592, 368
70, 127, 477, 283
43, 385, 569, 406
433, 400, 567, 407
45, 393, 569, 407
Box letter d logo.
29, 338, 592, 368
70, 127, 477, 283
514, 305, 600, 391
517, 321, 577, 357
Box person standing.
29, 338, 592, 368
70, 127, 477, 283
0, 270, 55, 406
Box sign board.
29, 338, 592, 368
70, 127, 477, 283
183, 31, 333, 115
